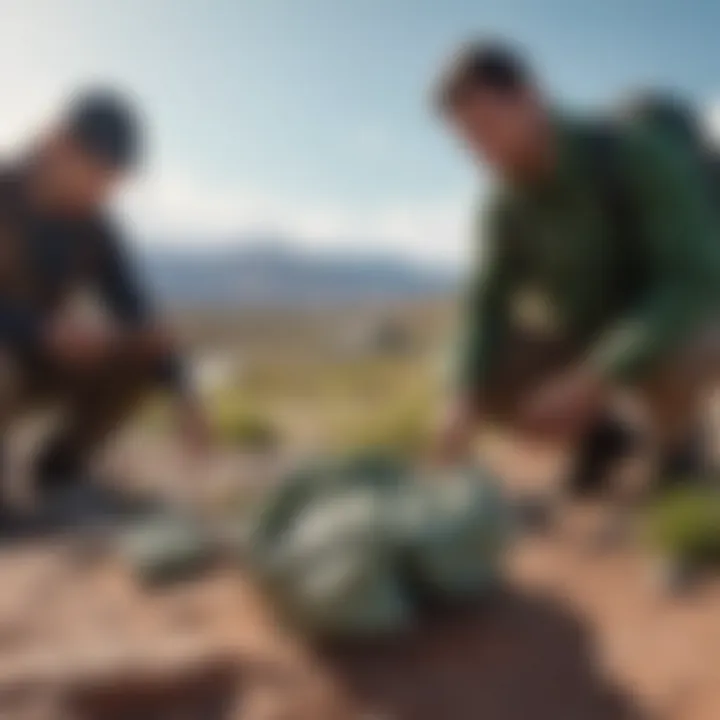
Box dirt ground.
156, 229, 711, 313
0, 436, 718, 720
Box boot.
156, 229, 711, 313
33, 436, 87, 498
566, 414, 638, 499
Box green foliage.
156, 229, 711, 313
644, 487, 720, 564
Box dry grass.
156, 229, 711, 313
644, 487, 720, 564
138, 300, 454, 457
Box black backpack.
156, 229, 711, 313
592, 90, 719, 219
587, 92, 718, 305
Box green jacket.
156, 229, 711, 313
457, 116, 720, 393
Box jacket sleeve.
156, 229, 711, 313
0, 302, 42, 354
454, 203, 515, 395
588, 128, 720, 382
96, 220, 190, 395
95, 219, 154, 326
0, 211, 43, 355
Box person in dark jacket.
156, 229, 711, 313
0, 89, 210, 502
433, 40, 720, 494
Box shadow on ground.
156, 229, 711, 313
65, 656, 242, 720
0, 483, 162, 544
322, 589, 647, 720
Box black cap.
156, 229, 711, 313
434, 38, 533, 113
64, 89, 142, 170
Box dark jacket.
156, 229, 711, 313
456, 115, 720, 393
0, 164, 185, 392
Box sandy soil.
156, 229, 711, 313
0, 436, 718, 720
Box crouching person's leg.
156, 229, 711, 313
35, 328, 172, 497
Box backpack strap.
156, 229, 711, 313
584, 123, 635, 237
584, 123, 646, 305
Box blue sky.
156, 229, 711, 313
1, 0, 718, 263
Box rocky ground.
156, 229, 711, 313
0, 435, 718, 720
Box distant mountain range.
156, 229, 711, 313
141, 243, 458, 308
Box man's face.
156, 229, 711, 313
44, 133, 125, 214
448, 87, 546, 179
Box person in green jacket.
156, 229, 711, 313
434, 40, 720, 494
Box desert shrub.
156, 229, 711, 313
644, 487, 720, 564
335, 391, 436, 458
212, 401, 280, 450
136, 393, 279, 451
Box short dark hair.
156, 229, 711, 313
64, 88, 143, 171
433, 39, 533, 113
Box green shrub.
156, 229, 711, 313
644, 487, 720, 564
213, 403, 280, 450
336, 393, 436, 457
136, 392, 280, 451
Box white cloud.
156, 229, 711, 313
3, 107, 472, 265
0, 1, 84, 151
0, 1, 474, 265
122, 167, 473, 265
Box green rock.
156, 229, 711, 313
397, 467, 512, 602
246, 453, 511, 639
249, 482, 412, 638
